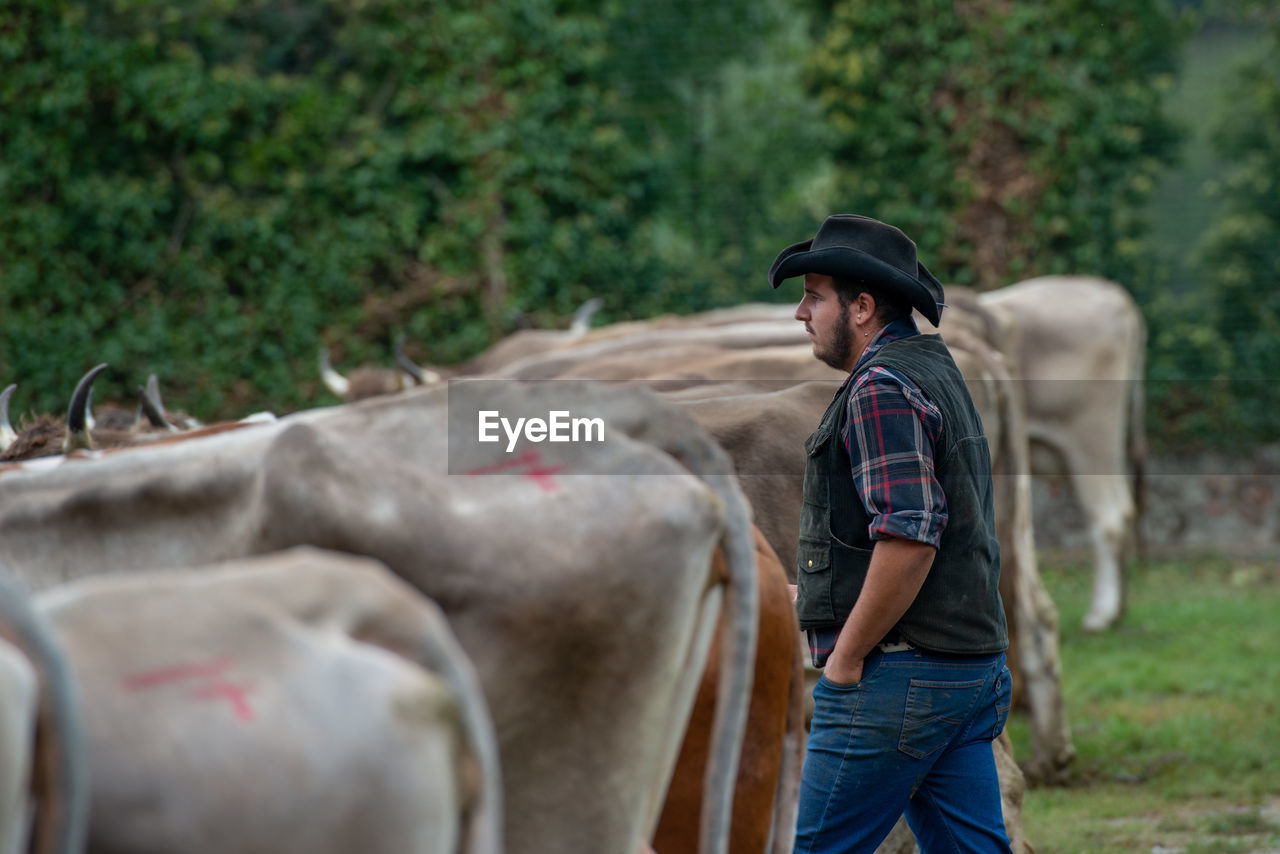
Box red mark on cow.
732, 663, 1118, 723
464, 449, 566, 492
122, 656, 256, 722
122, 656, 234, 690
190, 681, 257, 722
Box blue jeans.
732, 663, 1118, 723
795, 648, 1013, 854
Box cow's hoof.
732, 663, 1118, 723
1081, 611, 1117, 633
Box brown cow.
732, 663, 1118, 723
654, 526, 805, 854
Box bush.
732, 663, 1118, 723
0, 0, 659, 419
806, 0, 1187, 291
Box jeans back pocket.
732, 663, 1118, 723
897, 677, 986, 760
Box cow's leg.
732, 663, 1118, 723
1071, 474, 1133, 632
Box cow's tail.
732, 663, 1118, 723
625, 387, 758, 854
698, 472, 760, 854
767, 626, 806, 854
0, 570, 89, 854
409, 599, 505, 854
1128, 311, 1148, 564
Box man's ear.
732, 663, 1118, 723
855, 291, 877, 325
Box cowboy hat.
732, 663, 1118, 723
768, 214, 946, 325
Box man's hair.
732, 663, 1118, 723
831, 277, 912, 325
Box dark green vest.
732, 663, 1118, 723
794, 334, 1008, 654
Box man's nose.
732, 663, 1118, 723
794, 300, 808, 322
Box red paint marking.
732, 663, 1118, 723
465, 449, 541, 475
189, 681, 256, 722
122, 657, 234, 691
465, 449, 566, 492
521, 462, 567, 492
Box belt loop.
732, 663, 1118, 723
876, 640, 914, 653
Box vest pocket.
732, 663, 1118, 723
794, 539, 834, 626
829, 534, 873, 614
796, 403, 840, 627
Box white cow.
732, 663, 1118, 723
454, 296, 1073, 784
0, 570, 88, 854
35, 547, 501, 854
979, 276, 1146, 631
0, 380, 758, 854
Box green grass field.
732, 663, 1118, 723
1008, 553, 1280, 853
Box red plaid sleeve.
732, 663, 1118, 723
840, 367, 947, 547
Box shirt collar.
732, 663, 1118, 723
853, 316, 920, 372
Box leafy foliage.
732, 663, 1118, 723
806, 0, 1187, 290
0, 0, 659, 419
3, 0, 1266, 457
586, 0, 836, 312
1184, 20, 1280, 445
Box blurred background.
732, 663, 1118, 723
1, 0, 1275, 456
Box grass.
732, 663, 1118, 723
1006, 553, 1280, 853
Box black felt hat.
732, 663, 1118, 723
768, 214, 946, 325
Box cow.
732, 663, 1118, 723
654, 525, 806, 854
0, 571, 88, 854
33, 546, 501, 854
318, 346, 436, 401
322, 298, 609, 397
451, 299, 1071, 784
977, 276, 1147, 631
0, 380, 759, 854
442, 297, 606, 375
0, 365, 135, 459
665, 331, 1072, 784
655, 342, 1049, 839
552, 345, 841, 392
1, 366, 230, 462
491, 320, 806, 381
0, 385, 18, 454
495, 301, 1063, 810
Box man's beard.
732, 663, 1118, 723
813, 303, 854, 371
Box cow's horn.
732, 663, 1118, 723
570, 297, 604, 336
64, 363, 108, 452
393, 345, 441, 386
0, 384, 17, 452
318, 349, 349, 397
138, 376, 176, 431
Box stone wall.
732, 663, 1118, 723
1030, 447, 1280, 558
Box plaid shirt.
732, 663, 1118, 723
808, 317, 947, 667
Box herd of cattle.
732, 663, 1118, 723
0, 275, 1146, 854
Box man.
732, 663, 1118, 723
770, 214, 1013, 853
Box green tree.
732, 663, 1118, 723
0, 0, 659, 420
806, 0, 1187, 290
585, 0, 837, 311
1186, 18, 1280, 444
